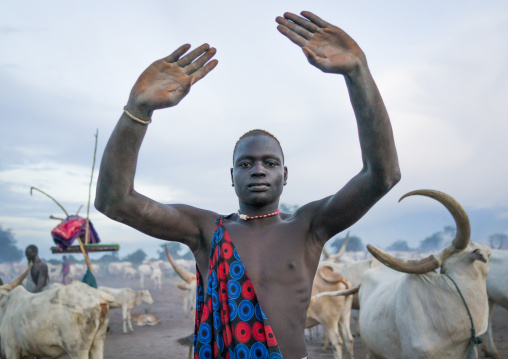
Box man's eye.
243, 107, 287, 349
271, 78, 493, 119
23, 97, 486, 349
239, 163, 251, 168
266, 161, 277, 167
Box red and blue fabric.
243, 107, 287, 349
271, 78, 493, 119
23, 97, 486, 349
51, 215, 101, 249
194, 215, 282, 359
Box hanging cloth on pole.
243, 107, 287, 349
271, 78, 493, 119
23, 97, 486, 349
51, 215, 101, 250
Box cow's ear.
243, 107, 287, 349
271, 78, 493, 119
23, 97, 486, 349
470, 248, 487, 263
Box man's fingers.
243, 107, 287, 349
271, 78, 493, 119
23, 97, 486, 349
302, 47, 320, 67
282, 12, 321, 33
163, 44, 192, 63
176, 43, 210, 67
300, 11, 331, 28
187, 59, 218, 86
184, 48, 217, 75
276, 16, 313, 41
276, 24, 307, 48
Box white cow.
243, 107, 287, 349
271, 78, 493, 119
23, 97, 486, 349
359, 190, 491, 359
165, 246, 196, 320
138, 263, 152, 289
107, 261, 133, 276
150, 262, 163, 290
0, 270, 114, 359
482, 249, 508, 359
98, 286, 154, 334
123, 266, 138, 280
317, 190, 492, 359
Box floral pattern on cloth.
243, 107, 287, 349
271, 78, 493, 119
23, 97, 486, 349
194, 215, 283, 359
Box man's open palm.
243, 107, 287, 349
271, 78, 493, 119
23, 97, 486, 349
276, 11, 365, 75
128, 44, 218, 113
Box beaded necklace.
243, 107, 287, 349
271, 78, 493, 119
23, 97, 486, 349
238, 209, 281, 220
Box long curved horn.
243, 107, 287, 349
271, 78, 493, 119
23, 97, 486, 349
0, 265, 31, 291
399, 190, 470, 251
331, 231, 350, 260
313, 284, 360, 300
367, 189, 470, 274
165, 245, 195, 284
367, 245, 440, 274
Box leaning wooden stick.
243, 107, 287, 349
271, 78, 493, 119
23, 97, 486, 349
82, 129, 99, 273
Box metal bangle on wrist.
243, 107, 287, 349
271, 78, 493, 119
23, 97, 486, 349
123, 106, 152, 125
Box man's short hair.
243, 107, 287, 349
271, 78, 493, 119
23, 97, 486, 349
26, 244, 38, 254
233, 129, 284, 164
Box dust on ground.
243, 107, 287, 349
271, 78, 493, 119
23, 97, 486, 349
99, 275, 508, 359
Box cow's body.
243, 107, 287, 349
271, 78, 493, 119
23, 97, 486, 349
359, 243, 491, 359
322, 259, 376, 310
107, 262, 132, 276
98, 286, 153, 334
318, 190, 493, 359
137, 264, 152, 289
306, 265, 354, 359
0, 281, 113, 359
150, 265, 162, 290
164, 247, 196, 320
483, 249, 508, 359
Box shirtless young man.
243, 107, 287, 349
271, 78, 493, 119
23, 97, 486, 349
25, 245, 49, 293
95, 11, 400, 358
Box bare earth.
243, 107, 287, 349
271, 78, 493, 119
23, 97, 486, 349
99, 275, 508, 359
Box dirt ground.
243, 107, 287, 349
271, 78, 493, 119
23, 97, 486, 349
99, 274, 508, 359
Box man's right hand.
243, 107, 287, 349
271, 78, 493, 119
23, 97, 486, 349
125, 43, 218, 120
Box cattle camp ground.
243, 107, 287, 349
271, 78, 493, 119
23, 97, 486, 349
101, 266, 508, 359
1, 253, 507, 359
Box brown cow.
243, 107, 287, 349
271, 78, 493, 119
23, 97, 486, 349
306, 265, 354, 359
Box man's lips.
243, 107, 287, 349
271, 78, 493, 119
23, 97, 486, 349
248, 182, 270, 191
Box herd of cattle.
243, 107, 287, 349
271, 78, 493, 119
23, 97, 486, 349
0, 191, 507, 359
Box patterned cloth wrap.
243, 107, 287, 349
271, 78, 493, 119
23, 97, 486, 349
194, 215, 283, 359
51, 215, 101, 250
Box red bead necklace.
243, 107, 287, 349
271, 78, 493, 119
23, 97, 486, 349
238, 209, 281, 221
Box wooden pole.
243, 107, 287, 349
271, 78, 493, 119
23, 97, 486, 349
84, 129, 98, 246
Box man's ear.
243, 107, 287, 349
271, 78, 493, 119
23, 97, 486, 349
283, 166, 288, 186
230, 168, 234, 187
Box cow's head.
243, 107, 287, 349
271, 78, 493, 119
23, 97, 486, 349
367, 189, 491, 276
138, 289, 154, 306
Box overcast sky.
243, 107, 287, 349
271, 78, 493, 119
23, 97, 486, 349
1, 1, 507, 260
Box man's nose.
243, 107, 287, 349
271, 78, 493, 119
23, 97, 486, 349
250, 163, 266, 177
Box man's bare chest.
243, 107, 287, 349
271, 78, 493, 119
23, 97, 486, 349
221, 222, 315, 286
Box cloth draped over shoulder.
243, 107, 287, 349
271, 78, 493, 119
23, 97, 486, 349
194, 215, 283, 359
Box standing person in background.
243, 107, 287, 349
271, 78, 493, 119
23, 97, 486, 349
95, 10, 400, 358
61, 255, 70, 285
25, 245, 50, 293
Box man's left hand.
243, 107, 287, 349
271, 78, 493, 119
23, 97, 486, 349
276, 11, 366, 76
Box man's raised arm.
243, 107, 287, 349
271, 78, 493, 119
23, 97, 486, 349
276, 12, 401, 241
95, 44, 218, 247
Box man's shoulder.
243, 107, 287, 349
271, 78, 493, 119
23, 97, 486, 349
35, 260, 49, 270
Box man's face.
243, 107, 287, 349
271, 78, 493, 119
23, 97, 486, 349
231, 135, 287, 207
26, 248, 36, 262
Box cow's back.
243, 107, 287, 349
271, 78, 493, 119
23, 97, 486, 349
0, 282, 112, 358
487, 249, 508, 308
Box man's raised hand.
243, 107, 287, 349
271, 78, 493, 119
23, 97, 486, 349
276, 12, 365, 76
126, 44, 218, 119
